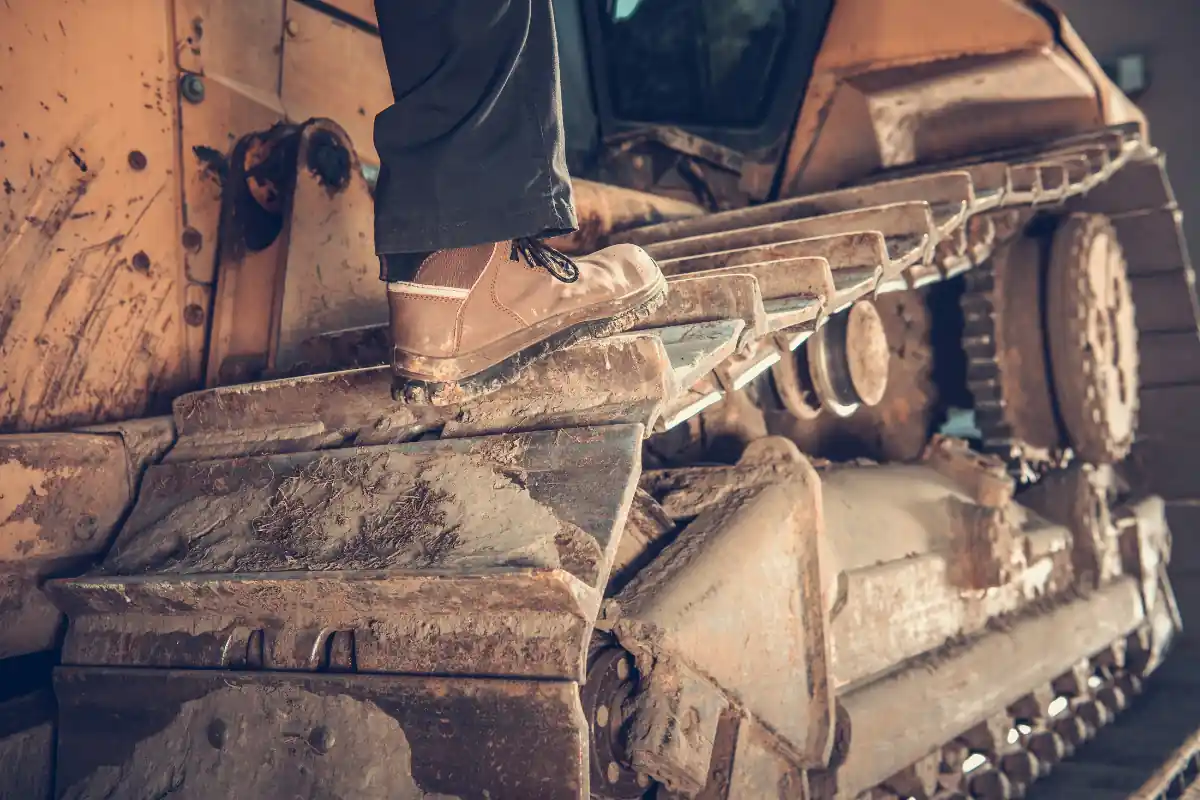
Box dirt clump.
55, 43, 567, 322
104, 451, 596, 576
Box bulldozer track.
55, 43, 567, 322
853, 628, 1183, 800
608, 123, 1166, 449
283, 124, 1178, 464
21, 124, 1193, 799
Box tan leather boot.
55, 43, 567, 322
387, 238, 666, 405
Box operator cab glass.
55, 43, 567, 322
596, 0, 795, 128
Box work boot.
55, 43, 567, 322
386, 238, 667, 405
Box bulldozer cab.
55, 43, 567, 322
559, 0, 832, 161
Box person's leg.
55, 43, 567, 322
372, 0, 666, 405
373, 0, 575, 259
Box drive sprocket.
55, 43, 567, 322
962, 222, 1064, 470
963, 213, 1139, 470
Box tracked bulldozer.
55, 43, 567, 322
1, 0, 1199, 797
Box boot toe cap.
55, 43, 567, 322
583, 243, 663, 292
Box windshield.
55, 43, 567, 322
597, 0, 795, 127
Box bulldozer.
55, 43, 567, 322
1, 0, 1198, 797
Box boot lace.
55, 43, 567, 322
512, 237, 579, 283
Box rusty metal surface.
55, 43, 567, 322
765, 290, 939, 465
659, 232, 890, 285
783, 4, 1105, 197
0, 0, 199, 432
625, 658, 729, 795
582, 646, 649, 797
687, 259, 836, 308
51, 426, 643, 681
637, 274, 767, 340
1116, 497, 1173, 627
175, 0, 286, 288
441, 334, 674, 439
726, 718, 808, 800
274, 121, 386, 373
204, 124, 298, 388
836, 577, 1145, 797
1020, 464, 1125, 590
819, 463, 1075, 689
963, 218, 1067, 467
782, 0, 1061, 190
642, 203, 933, 271
54, 570, 597, 680
922, 435, 1013, 509
0, 432, 133, 658
806, 301, 890, 415
280, 0, 390, 164
548, 180, 706, 256
54, 666, 587, 799
604, 468, 835, 767
1045, 214, 1139, 464
657, 321, 746, 393
621, 173, 973, 252
169, 334, 672, 462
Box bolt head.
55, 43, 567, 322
181, 227, 204, 253
184, 303, 206, 327
180, 74, 205, 104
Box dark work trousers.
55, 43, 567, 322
373, 0, 577, 277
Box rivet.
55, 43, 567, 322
206, 718, 227, 749
180, 74, 205, 104
184, 303, 206, 327
616, 658, 630, 682
606, 763, 620, 784
595, 704, 609, 728
285, 18, 300, 37
131, 251, 151, 273
127, 150, 148, 170
181, 227, 203, 252
309, 725, 334, 754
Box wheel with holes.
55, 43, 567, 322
1046, 214, 1139, 464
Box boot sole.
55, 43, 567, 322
393, 276, 668, 407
